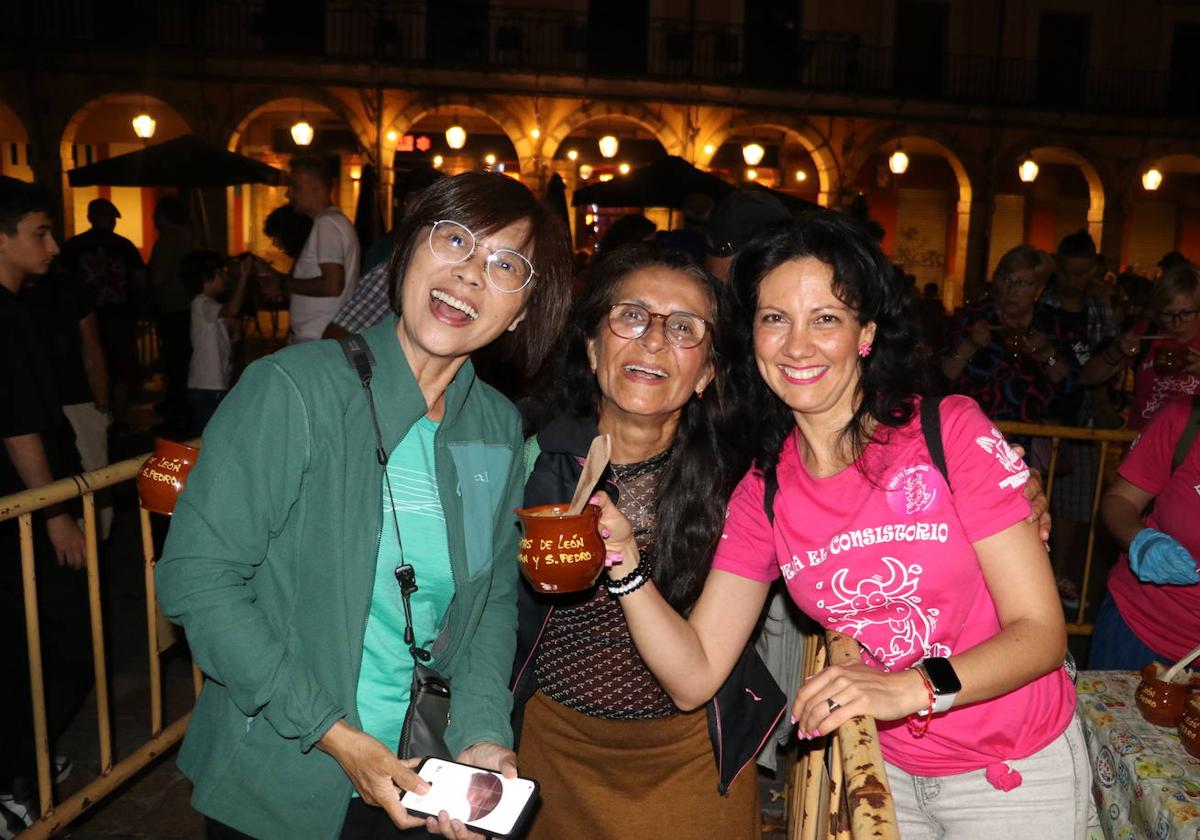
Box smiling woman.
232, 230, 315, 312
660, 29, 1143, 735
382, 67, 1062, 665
155, 173, 575, 840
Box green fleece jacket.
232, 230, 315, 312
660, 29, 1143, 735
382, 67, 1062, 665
155, 317, 524, 839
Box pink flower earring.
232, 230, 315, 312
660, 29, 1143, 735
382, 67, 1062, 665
857, 341, 873, 358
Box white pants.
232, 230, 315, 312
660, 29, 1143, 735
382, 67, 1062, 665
885, 715, 1092, 839
62, 402, 113, 541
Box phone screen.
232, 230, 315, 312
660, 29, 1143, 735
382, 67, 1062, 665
400, 759, 538, 837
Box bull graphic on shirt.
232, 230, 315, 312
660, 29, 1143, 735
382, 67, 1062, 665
816, 555, 949, 669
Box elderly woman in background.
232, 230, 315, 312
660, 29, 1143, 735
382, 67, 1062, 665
939, 244, 1077, 425
593, 214, 1084, 839
1083, 262, 1200, 429
156, 173, 573, 840
513, 243, 784, 839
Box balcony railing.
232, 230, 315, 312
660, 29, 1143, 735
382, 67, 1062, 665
0, 1, 1182, 115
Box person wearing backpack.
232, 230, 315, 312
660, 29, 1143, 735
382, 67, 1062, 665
1089, 396, 1200, 670
590, 213, 1086, 839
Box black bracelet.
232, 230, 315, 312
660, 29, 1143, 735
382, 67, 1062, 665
606, 547, 651, 597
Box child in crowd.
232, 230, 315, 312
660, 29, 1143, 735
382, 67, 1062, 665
182, 250, 248, 434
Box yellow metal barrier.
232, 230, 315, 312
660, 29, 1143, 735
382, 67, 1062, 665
996, 421, 1139, 635
0, 445, 199, 840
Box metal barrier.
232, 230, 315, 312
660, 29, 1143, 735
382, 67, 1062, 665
995, 420, 1139, 635
0, 446, 199, 840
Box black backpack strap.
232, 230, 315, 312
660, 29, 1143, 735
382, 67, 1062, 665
763, 469, 778, 525
1173, 395, 1200, 474
921, 396, 949, 490
338, 335, 387, 466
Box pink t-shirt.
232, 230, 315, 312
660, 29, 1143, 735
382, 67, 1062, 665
1130, 335, 1200, 430
1107, 397, 1200, 661
713, 395, 1075, 781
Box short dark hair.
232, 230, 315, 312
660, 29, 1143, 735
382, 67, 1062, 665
180, 250, 225, 298
154, 195, 190, 226
732, 211, 925, 478
289, 156, 335, 188
263, 204, 313, 259
529, 242, 753, 612
0, 177, 53, 236
1057, 229, 1097, 260
385, 172, 573, 376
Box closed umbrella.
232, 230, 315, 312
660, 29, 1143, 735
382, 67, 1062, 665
543, 173, 569, 226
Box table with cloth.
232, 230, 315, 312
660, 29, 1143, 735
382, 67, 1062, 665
1076, 670, 1200, 840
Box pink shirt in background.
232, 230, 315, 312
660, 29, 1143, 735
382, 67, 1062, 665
1107, 397, 1200, 661
713, 395, 1075, 785
1129, 335, 1200, 430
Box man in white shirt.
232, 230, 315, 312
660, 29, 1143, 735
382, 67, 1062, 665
262, 157, 360, 343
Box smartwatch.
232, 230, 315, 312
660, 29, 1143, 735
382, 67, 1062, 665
916, 657, 961, 714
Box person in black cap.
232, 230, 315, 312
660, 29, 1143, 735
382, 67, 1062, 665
56, 197, 144, 423
703, 190, 790, 282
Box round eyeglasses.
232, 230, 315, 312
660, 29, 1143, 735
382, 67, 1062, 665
996, 274, 1037, 290
428, 220, 536, 293
1159, 308, 1199, 325
607, 303, 713, 349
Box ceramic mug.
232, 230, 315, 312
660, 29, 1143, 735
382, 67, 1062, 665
137, 438, 200, 515
514, 503, 606, 594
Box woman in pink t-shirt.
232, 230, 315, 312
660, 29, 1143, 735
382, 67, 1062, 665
1090, 396, 1200, 669
591, 213, 1086, 838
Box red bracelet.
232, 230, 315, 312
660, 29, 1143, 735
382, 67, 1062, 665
906, 668, 936, 738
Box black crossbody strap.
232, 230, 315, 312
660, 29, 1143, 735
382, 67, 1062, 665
338, 336, 431, 664
921, 396, 949, 491
1173, 395, 1200, 474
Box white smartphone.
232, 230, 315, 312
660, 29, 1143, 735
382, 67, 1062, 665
400, 758, 539, 838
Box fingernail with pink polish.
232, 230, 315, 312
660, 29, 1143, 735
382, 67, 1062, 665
790, 713, 797, 725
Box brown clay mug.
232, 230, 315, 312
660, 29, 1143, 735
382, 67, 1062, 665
1179, 696, 1200, 759
138, 438, 200, 515
1153, 343, 1186, 375
514, 503, 606, 594
1135, 663, 1197, 727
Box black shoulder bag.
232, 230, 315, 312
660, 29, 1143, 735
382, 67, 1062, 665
340, 336, 453, 761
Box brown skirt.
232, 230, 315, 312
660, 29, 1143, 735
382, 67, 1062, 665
517, 691, 760, 840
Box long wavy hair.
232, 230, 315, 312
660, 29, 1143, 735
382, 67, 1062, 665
528, 242, 753, 613
730, 211, 926, 482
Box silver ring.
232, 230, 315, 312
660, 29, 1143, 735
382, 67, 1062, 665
827, 698, 840, 712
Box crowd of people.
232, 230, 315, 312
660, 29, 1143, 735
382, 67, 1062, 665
1, 160, 1197, 840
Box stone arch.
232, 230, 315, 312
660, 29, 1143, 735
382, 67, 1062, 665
542, 101, 683, 165
698, 112, 839, 206
389, 93, 532, 178
997, 136, 1107, 246
849, 126, 976, 303
1132, 150, 1200, 192
59, 92, 194, 238
0, 97, 31, 180
225, 88, 370, 155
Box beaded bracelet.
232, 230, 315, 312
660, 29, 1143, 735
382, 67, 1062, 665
906, 667, 936, 738
606, 549, 652, 597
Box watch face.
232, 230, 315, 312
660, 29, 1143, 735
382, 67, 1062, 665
922, 657, 962, 694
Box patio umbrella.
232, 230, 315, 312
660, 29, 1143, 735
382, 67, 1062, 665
66, 134, 286, 188
543, 173, 569, 226
742, 181, 821, 215
572, 156, 734, 208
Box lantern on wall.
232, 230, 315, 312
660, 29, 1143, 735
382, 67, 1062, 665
132, 113, 156, 139
1142, 168, 1163, 191
1018, 158, 1040, 183
741, 143, 765, 166
290, 121, 314, 146
888, 144, 909, 175
598, 135, 619, 159
445, 124, 467, 150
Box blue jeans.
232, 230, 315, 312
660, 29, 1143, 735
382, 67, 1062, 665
1087, 592, 1165, 670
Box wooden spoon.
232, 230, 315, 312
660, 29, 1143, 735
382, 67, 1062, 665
1164, 642, 1200, 684
566, 434, 612, 516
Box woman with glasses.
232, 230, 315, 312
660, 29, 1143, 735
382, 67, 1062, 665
512, 244, 783, 839
938, 245, 1078, 426
155, 173, 573, 840
1082, 263, 1200, 429
592, 215, 1085, 839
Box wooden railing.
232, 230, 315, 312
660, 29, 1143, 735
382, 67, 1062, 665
0, 445, 200, 840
